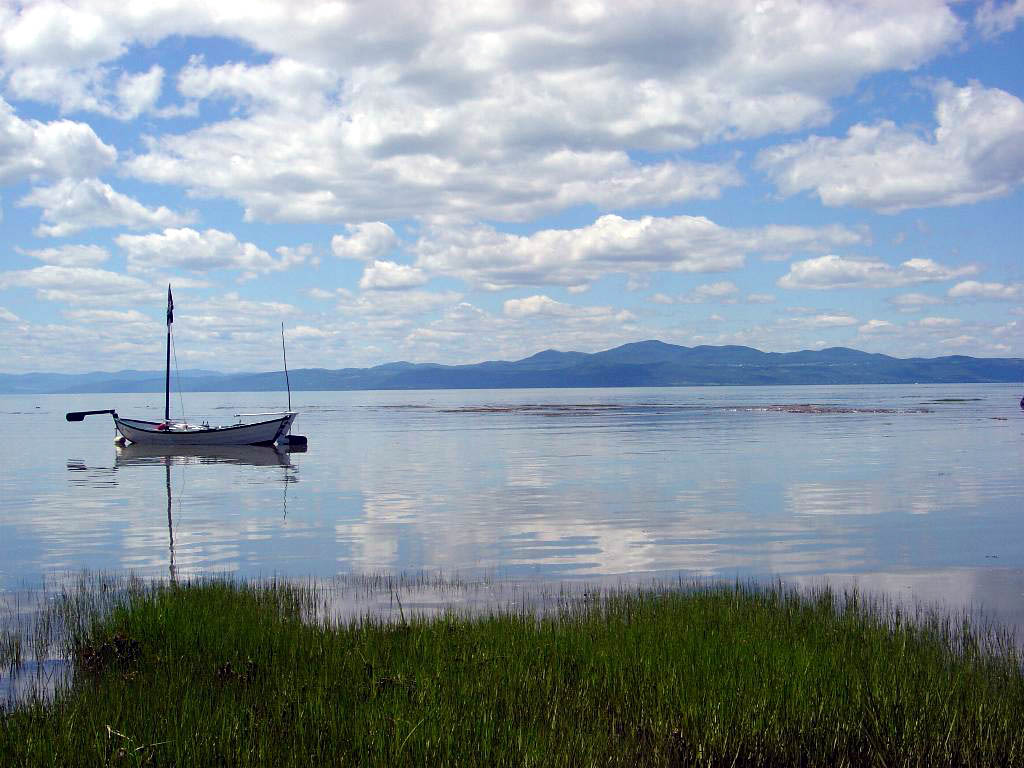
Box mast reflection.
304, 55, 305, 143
80, 444, 302, 579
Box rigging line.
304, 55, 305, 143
171, 330, 188, 425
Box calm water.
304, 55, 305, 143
1, 384, 1022, 621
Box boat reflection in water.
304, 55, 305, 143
113, 443, 301, 581
114, 442, 298, 468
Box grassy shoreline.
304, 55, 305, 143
3, 578, 1024, 766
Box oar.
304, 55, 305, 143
66, 409, 118, 422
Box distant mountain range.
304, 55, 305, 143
2, 341, 1022, 394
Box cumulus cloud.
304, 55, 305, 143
116, 228, 305, 280
918, 316, 962, 328
0, 306, 20, 322
416, 215, 864, 291
975, 0, 1024, 38
503, 295, 614, 318
184, 292, 298, 330
19, 178, 194, 237
335, 289, 463, 319
129, 129, 742, 223
778, 255, 977, 290
757, 81, 1024, 212
859, 319, 895, 333
332, 223, 400, 261
681, 281, 739, 303
359, 260, 428, 290
0, 264, 155, 305
24, 244, 110, 266
85, 0, 957, 222
948, 280, 1022, 300
940, 334, 976, 348
0, 97, 116, 184
779, 313, 859, 329
7, 64, 164, 120
63, 308, 152, 324
888, 292, 943, 311
401, 296, 640, 364
177, 55, 336, 113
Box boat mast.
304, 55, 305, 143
165, 285, 173, 422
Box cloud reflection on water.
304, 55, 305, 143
1, 386, 1021, 630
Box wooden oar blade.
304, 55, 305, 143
66, 409, 117, 422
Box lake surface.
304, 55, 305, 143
1, 384, 1022, 623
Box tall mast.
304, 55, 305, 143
165, 285, 173, 422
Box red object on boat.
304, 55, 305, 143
156, 422, 169, 431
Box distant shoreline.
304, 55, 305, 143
3, 340, 1023, 394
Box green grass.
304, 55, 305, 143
2, 579, 1024, 766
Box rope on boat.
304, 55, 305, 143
171, 330, 188, 426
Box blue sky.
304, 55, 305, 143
0, 0, 1021, 374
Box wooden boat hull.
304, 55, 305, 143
115, 413, 297, 446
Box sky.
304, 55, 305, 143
0, 0, 1022, 375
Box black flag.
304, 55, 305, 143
166, 285, 174, 326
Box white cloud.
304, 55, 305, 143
275, 244, 317, 268
992, 320, 1018, 338
177, 55, 336, 113
402, 295, 641, 364
184, 292, 298, 330
7, 63, 165, 120
0, 306, 19, 322
745, 293, 775, 304
0, 2, 127, 69
19, 178, 193, 237
63, 308, 152, 324
0, 264, 155, 305
940, 334, 976, 348
779, 313, 859, 329
0, 97, 116, 184
918, 316, 961, 328
129, 127, 742, 223
975, 0, 1024, 38
948, 280, 1022, 300
859, 319, 895, 333
335, 289, 463, 319
92, 1, 958, 222
416, 215, 863, 291
332, 223, 399, 261
116, 228, 305, 280
24, 244, 110, 266
503, 295, 610, 318
757, 81, 1024, 212
682, 281, 739, 303
888, 292, 943, 311
778, 255, 977, 290
359, 260, 428, 291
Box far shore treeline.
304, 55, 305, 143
3, 340, 1023, 394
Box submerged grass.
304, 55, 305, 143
2, 578, 1024, 766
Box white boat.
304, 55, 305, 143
113, 413, 297, 446
67, 286, 302, 447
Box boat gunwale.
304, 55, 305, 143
115, 414, 296, 434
